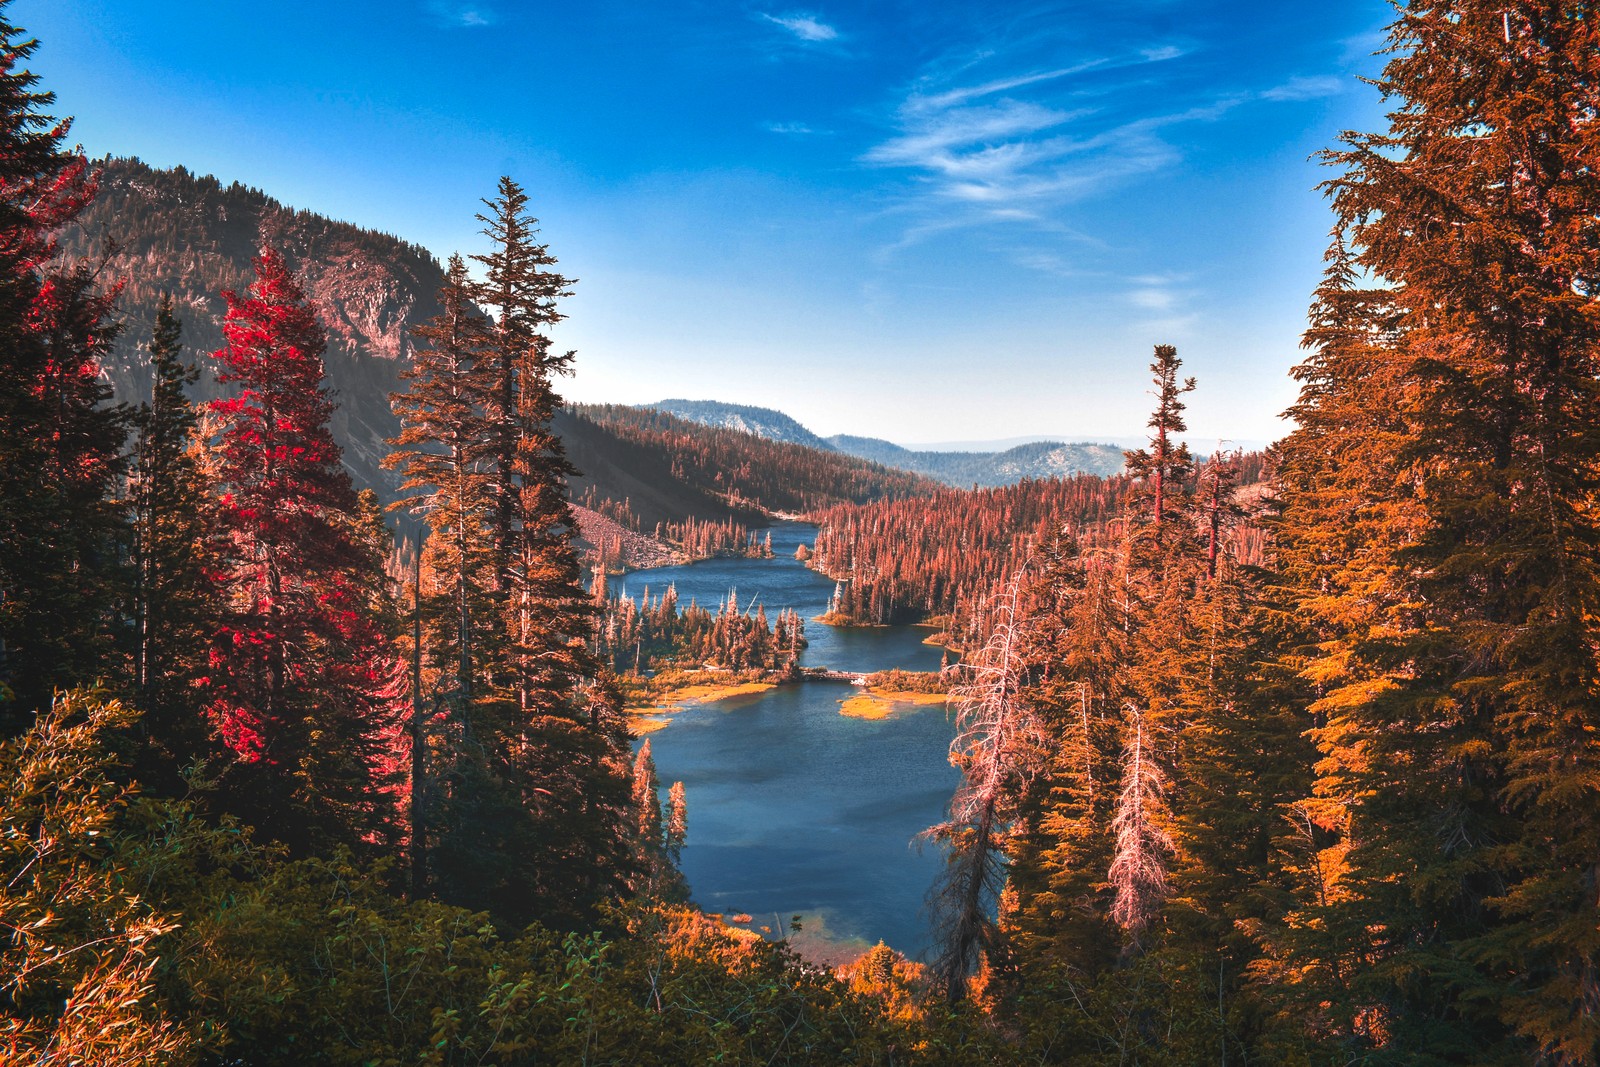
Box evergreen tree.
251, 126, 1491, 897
386, 253, 496, 703
205, 248, 402, 854
1122, 344, 1195, 535
1275, 3, 1600, 1060
1107, 701, 1172, 949
469, 177, 594, 717
405, 181, 637, 929
127, 293, 215, 782
0, 10, 128, 727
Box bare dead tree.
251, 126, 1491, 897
1108, 700, 1173, 954
925, 570, 1047, 1004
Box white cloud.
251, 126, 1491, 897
1260, 75, 1345, 101
426, 1, 496, 27
1128, 287, 1177, 311
764, 121, 830, 136
861, 39, 1241, 237
865, 99, 1078, 171
761, 12, 839, 43
911, 61, 1109, 113
1140, 45, 1186, 63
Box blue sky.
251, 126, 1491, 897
24, 0, 1391, 447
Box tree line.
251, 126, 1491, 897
805, 454, 1268, 634
594, 581, 807, 678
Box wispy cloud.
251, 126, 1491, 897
426, 0, 496, 28
761, 12, 839, 43
1260, 74, 1344, 101
764, 121, 832, 136
863, 46, 1233, 239
913, 61, 1109, 112
1140, 45, 1187, 63
1125, 274, 1190, 312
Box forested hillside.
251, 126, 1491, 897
59, 156, 447, 500
60, 159, 882, 535
646, 398, 837, 451
572, 403, 937, 517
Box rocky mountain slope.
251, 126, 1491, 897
57, 159, 930, 538
645, 399, 836, 452
60, 156, 446, 502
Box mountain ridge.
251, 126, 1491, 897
643, 399, 1128, 485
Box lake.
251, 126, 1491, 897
619, 521, 959, 962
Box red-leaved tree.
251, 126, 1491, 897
206, 248, 402, 854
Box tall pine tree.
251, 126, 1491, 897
387, 253, 497, 700
393, 181, 637, 928
0, 8, 128, 728
127, 293, 215, 782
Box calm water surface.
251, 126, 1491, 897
622, 522, 957, 959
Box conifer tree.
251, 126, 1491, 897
402, 181, 636, 928
1107, 701, 1171, 949
0, 12, 128, 727
471, 179, 595, 718
127, 293, 215, 779
666, 780, 687, 865
1275, 3, 1600, 1059
1123, 344, 1195, 535
387, 253, 496, 700
632, 738, 662, 844
205, 248, 402, 854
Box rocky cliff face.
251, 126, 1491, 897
58, 157, 446, 502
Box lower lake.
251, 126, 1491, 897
619, 521, 959, 961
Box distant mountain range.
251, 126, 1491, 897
826, 435, 1127, 487
645, 399, 1128, 486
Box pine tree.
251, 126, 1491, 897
632, 738, 662, 844
1275, 3, 1600, 1059
472, 180, 594, 719
409, 181, 637, 929
0, 10, 128, 727
205, 248, 402, 854
666, 780, 687, 865
387, 253, 497, 701
1123, 344, 1195, 535
1107, 701, 1172, 949
127, 293, 215, 781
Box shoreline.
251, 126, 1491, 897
626, 677, 780, 735
625, 670, 952, 734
